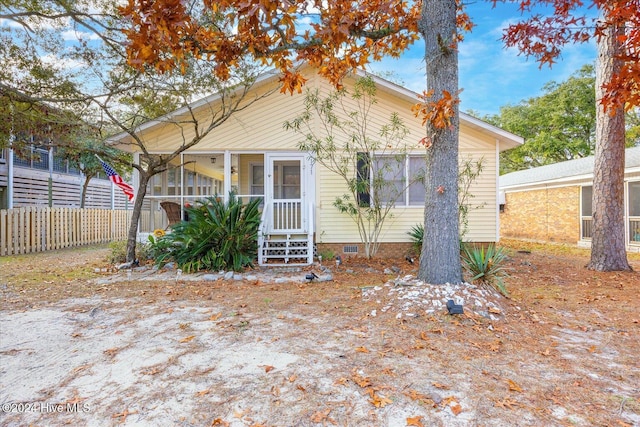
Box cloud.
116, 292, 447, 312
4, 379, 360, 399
61, 29, 101, 42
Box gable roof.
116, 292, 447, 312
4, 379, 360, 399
108, 64, 524, 151
500, 146, 640, 190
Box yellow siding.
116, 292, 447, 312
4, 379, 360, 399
136, 78, 313, 152
313, 76, 500, 244
238, 154, 264, 195
126, 67, 505, 244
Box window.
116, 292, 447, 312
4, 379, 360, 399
250, 164, 264, 197
185, 171, 195, 195
629, 181, 640, 217
152, 174, 162, 196
581, 186, 593, 216
408, 156, 426, 205
371, 154, 426, 206
167, 169, 181, 196
373, 155, 405, 205
356, 152, 370, 207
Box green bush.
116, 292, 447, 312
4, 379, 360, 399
407, 223, 424, 254
152, 194, 262, 272
107, 240, 127, 264
108, 240, 153, 264
461, 244, 509, 296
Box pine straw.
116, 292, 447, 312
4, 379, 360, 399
1, 242, 639, 426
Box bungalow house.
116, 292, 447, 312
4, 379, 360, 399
499, 146, 640, 252
110, 66, 523, 265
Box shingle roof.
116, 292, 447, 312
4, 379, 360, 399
500, 146, 640, 189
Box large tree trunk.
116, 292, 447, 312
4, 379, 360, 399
417, 0, 462, 284
588, 21, 631, 271
126, 171, 149, 263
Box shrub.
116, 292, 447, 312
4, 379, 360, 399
152, 194, 262, 272
461, 244, 509, 296
407, 223, 424, 255
109, 240, 153, 264
107, 240, 127, 264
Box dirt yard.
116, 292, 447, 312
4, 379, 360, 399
1, 240, 639, 427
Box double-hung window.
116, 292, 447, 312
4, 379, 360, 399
368, 154, 426, 207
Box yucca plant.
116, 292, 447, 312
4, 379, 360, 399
407, 223, 424, 255
461, 243, 509, 297
154, 194, 262, 272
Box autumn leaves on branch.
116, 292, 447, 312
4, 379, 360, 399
119, 0, 638, 136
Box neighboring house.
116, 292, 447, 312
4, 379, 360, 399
499, 146, 640, 252
111, 66, 523, 265
0, 146, 130, 210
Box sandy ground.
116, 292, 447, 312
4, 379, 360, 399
1, 242, 639, 426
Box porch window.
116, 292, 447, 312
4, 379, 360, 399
152, 174, 162, 196
167, 169, 181, 196
250, 164, 264, 196
185, 171, 195, 195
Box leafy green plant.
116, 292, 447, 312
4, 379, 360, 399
152, 194, 261, 272
109, 240, 153, 264
318, 249, 335, 260
107, 240, 127, 264
407, 223, 424, 254
461, 244, 509, 297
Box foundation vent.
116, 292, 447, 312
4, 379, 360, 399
343, 245, 359, 254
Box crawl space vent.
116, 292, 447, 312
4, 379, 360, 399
343, 245, 358, 254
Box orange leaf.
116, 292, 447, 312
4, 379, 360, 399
310, 408, 332, 423
355, 346, 369, 353
288, 374, 298, 383
196, 389, 210, 396
507, 379, 523, 392
369, 390, 393, 408
449, 402, 462, 416
432, 382, 449, 390
208, 312, 222, 321
352, 373, 372, 388
211, 418, 230, 427
494, 397, 518, 409
262, 365, 275, 373
334, 377, 348, 386
406, 415, 424, 426
179, 335, 195, 343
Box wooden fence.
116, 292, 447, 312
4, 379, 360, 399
0, 207, 132, 256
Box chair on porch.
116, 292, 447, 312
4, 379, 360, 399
160, 201, 182, 229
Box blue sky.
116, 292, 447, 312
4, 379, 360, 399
367, 1, 598, 117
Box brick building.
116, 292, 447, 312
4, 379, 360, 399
499, 146, 640, 252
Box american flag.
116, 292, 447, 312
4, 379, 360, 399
99, 159, 135, 202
